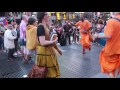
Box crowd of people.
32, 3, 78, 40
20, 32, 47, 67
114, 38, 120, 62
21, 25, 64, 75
0, 13, 106, 56
1, 12, 120, 78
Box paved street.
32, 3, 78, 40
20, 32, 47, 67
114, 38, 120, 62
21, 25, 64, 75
0, 43, 120, 78
59, 43, 102, 78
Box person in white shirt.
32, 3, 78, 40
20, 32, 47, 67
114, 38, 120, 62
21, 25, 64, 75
8, 18, 18, 56
4, 24, 17, 61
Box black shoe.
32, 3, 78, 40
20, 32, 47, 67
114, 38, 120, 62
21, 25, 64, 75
82, 52, 85, 54
12, 56, 17, 60
89, 48, 91, 51
12, 56, 17, 58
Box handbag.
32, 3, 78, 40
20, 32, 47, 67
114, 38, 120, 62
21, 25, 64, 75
28, 65, 48, 78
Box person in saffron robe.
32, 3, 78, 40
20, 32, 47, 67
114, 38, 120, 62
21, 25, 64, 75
93, 12, 120, 78
75, 17, 92, 54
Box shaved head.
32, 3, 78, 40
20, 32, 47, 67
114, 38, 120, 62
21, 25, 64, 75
22, 15, 28, 21
80, 16, 85, 22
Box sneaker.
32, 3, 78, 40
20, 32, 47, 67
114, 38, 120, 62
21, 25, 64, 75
82, 52, 85, 54
13, 52, 18, 56
23, 75, 28, 78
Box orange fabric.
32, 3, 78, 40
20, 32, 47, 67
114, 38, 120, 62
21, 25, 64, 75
75, 20, 92, 49
100, 14, 120, 76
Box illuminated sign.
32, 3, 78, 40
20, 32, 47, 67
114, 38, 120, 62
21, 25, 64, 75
56, 12, 60, 20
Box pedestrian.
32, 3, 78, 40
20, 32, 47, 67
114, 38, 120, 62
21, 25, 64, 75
75, 17, 92, 54
63, 20, 72, 45
16, 23, 21, 55
26, 16, 37, 63
56, 25, 62, 43
94, 19, 106, 46
19, 15, 28, 62
93, 12, 120, 78
35, 12, 62, 78
96, 19, 105, 33
76, 28, 80, 44
91, 19, 96, 34
8, 18, 18, 56
4, 24, 17, 61
71, 25, 76, 44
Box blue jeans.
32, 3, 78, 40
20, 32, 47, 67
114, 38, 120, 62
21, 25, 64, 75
19, 39, 26, 46
29, 50, 36, 63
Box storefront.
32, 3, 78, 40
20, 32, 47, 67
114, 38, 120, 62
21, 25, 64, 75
48, 12, 67, 26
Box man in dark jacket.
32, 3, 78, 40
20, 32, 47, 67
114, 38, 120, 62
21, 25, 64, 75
63, 21, 72, 45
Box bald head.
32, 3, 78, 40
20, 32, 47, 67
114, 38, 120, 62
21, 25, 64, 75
22, 15, 28, 22
80, 17, 85, 22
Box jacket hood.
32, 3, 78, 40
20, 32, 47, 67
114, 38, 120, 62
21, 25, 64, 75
26, 25, 36, 30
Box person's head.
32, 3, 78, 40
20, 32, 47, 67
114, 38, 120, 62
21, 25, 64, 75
27, 16, 37, 26
37, 12, 49, 24
16, 19, 21, 25
80, 17, 85, 22
27, 12, 31, 16
97, 19, 104, 25
7, 24, 13, 30
22, 15, 28, 22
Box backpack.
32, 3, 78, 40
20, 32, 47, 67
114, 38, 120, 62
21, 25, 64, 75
26, 26, 37, 50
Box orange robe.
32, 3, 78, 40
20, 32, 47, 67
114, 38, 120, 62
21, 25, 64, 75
100, 15, 120, 76
75, 20, 92, 49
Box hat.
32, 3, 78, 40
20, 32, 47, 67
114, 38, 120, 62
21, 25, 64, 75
8, 17, 14, 22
